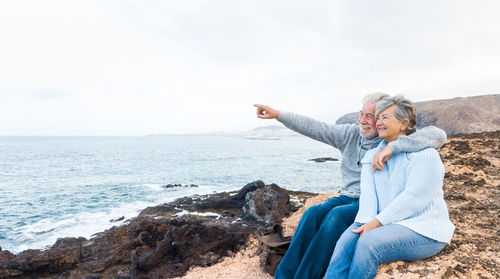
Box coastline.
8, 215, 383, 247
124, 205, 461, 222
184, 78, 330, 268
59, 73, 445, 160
1, 131, 499, 278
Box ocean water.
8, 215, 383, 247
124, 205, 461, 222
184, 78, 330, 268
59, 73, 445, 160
0, 135, 341, 254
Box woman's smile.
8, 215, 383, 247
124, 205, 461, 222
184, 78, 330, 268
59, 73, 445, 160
376, 105, 407, 142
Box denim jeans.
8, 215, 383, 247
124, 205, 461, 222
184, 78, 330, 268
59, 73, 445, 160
274, 195, 359, 279
324, 222, 446, 279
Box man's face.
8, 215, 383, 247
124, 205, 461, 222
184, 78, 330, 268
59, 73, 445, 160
358, 101, 378, 139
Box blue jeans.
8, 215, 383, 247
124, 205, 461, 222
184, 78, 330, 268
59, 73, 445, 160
275, 195, 359, 279
324, 223, 446, 279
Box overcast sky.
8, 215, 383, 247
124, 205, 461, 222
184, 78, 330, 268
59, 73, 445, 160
1, 0, 498, 136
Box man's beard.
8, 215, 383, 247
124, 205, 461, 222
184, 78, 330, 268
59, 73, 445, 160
360, 125, 378, 139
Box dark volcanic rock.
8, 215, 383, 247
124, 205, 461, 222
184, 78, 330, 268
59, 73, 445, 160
242, 183, 295, 227
220, 211, 236, 218
0, 248, 79, 278
308, 157, 339, 163
138, 180, 312, 225
234, 180, 265, 200
0, 181, 315, 279
164, 183, 199, 189
110, 216, 125, 222
127, 216, 255, 277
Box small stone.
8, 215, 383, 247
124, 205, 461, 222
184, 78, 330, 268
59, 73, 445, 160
454, 264, 467, 273
220, 211, 235, 218
308, 157, 339, 163
110, 216, 125, 222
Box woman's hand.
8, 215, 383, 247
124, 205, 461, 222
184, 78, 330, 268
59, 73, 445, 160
254, 104, 279, 119
371, 145, 393, 172
353, 219, 382, 238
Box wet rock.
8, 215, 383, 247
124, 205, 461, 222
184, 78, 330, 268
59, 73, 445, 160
111, 216, 125, 222
308, 157, 339, 163
220, 211, 236, 218
0, 181, 312, 278
141, 190, 240, 218
140, 180, 304, 220
165, 183, 181, 188
164, 183, 199, 189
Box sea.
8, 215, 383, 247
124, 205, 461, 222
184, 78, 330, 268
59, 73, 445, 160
0, 135, 341, 254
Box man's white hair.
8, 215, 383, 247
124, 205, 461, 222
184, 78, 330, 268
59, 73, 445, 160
362, 92, 390, 104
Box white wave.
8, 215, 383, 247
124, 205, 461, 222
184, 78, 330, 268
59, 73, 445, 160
174, 210, 219, 218
7, 201, 158, 254
143, 183, 164, 191
5, 185, 235, 254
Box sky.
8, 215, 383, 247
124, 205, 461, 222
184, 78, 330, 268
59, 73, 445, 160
1, 0, 499, 136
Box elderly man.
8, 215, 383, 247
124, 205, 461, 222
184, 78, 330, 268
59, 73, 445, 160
254, 93, 446, 279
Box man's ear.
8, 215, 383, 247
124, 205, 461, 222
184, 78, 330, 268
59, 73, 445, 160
400, 120, 409, 132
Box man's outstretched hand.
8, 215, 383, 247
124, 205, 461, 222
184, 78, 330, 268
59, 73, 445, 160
371, 145, 393, 172
254, 104, 279, 119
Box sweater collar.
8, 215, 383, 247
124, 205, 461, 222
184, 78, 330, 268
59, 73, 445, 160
359, 135, 382, 150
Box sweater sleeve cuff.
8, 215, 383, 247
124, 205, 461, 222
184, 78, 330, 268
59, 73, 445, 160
375, 212, 392, 226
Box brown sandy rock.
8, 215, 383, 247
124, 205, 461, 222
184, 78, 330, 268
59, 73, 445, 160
178, 130, 500, 279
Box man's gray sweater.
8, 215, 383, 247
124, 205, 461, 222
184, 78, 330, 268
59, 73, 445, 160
277, 111, 447, 198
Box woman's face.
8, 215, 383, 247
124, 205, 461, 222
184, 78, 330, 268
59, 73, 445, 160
376, 105, 408, 142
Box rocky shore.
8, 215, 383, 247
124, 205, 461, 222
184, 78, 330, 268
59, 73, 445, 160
0, 181, 315, 278
1, 131, 499, 278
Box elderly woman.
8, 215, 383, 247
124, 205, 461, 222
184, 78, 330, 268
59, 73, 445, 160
324, 96, 455, 279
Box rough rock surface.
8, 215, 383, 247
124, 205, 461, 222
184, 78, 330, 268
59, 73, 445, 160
242, 183, 297, 227
0, 181, 315, 278
164, 184, 199, 189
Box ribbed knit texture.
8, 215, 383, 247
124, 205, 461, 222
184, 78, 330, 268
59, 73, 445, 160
277, 111, 448, 198
355, 141, 455, 243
